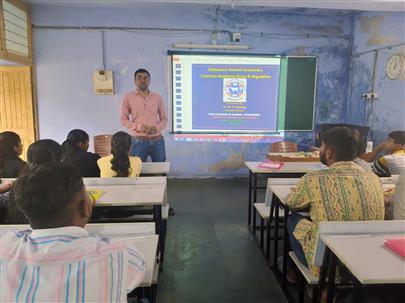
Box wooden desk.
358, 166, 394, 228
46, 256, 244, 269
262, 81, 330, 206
89, 184, 165, 207
322, 233, 405, 284
320, 233, 405, 302
84, 176, 166, 186
268, 181, 396, 288
128, 235, 159, 288
245, 161, 324, 229
267, 152, 320, 162
84, 176, 168, 208
88, 183, 165, 268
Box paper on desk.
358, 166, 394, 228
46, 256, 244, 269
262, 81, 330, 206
258, 161, 284, 171
87, 189, 105, 203
384, 238, 405, 259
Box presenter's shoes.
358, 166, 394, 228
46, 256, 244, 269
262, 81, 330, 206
169, 207, 175, 216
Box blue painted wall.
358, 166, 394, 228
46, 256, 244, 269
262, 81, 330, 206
348, 12, 405, 144
31, 4, 353, 177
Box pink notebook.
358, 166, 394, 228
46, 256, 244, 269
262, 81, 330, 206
384, 238, 405, 259
258, 160, 284, 171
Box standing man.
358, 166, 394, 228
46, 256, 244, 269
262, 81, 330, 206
121, 68, 167, 162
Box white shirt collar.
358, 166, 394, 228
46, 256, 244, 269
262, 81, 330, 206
30, 226, 88, 238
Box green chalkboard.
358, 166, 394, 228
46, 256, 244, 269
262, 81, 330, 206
277, 57, 317, 131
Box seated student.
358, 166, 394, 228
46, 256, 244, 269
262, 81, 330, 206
353, 136, 372, 171
27, 139, 63, 165
367, 131, 405, 176
98, 131, 142, 178
62, 129, 100, 177
0, 181, 12, 223
286, 127, 384, 277
0, 163, 146, 301
4, 139, 63, 224
0, 131, 27, 178
392, 169, 405, 220
0, 182, 11, 206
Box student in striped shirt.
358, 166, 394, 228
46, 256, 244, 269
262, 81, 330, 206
370, 131, 405, 176
0, 162, 146, 302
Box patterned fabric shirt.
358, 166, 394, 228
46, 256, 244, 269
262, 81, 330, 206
0, 226, 146, 302
286, 161, 385, 275
372, 149, 405, 177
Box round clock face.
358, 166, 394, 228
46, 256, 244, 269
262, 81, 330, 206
386, 54, 405, 80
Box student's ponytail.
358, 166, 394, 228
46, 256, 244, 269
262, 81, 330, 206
110, 132, 131, 177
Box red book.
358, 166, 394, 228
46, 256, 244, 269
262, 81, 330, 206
384, 238, 405, 259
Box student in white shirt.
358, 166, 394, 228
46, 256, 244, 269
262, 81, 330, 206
353, 137, 372, 171
0, 162, 146, 302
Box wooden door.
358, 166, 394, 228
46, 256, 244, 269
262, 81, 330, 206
0, 66, 36, 160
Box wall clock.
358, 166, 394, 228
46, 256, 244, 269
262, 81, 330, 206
385, 53, 405, 80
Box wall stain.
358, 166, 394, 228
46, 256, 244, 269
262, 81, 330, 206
289, 47, 308, 56
360, 15, 396, 46
209, 150, 246, 173
282, 22, 343, 35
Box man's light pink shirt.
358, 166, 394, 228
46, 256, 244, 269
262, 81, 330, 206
120, 90, 167, 137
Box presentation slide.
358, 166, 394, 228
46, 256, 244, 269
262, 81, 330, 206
171, 53, 281, 134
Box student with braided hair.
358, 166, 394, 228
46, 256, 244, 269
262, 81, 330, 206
97, 131, 142, 178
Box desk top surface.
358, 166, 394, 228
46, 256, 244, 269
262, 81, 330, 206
88, 184, 165, 206
321, 233, 405, 284
83, 176, 166, 186
245, 161, 325, 174
125, 235, 158, 287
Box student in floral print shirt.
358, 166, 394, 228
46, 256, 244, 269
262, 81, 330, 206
286, 127, 385, 277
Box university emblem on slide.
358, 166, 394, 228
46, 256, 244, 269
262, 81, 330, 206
223, 78, 247, 103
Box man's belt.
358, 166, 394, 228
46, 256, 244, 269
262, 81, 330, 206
135, 135, 163, 141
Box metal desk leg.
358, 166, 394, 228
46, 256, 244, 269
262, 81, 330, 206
265, 217, 271, 260
282, 205, 290, 288
318, 247, 330, 303
252, 173, 258, 234
326, 250, 337, 303
266, 197, 276, 260
248, 170, 252, 226
352, 280, 363, 303
260, 217, 264, 249
153, 205, 164, 266
272, 197, 280, 268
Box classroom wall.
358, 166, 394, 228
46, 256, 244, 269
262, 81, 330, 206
348, 12, 405, 144
31, 4, 352, 177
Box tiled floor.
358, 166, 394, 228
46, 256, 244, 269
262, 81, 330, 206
156, 178, 287, 303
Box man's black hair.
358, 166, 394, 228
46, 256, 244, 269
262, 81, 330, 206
12, 162, 84, 226
388, 131, 405, 145
322, 126, 360, 161
27, 139, 62, 165
134, 68, 151, 79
